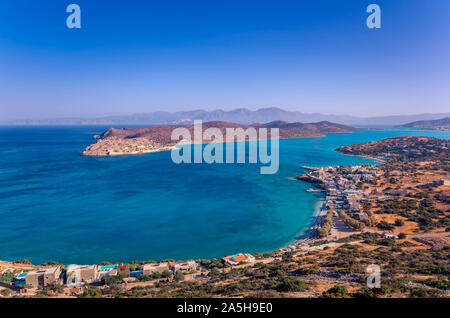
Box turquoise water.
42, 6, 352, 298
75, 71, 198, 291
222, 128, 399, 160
0, 127, 449, 265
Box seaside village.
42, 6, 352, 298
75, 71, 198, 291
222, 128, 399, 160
0, 253, 256, 296
291, 163, 398, 244
300, 163, 384, 220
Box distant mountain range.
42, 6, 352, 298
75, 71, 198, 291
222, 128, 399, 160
3, 107, 450, 127
400, 117, 450, 131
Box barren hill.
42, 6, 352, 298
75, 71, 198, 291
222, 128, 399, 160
96, 120, 359, 145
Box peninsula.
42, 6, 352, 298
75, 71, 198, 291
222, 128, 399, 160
81, 120, 359, 156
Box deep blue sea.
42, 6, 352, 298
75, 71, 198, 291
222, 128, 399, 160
0, 127, 449, 265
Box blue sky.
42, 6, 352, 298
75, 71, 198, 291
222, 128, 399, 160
0, 0, 449, 119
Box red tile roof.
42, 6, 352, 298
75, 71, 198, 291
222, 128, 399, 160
232, 254, 248, 263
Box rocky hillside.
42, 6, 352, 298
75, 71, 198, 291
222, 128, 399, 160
96, 120, 359, 145
401, 117, 450, 131
336, 136, 449, 160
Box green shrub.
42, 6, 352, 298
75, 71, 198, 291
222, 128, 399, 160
318, 210, 334, 238
81, 286, 102, 298
0, 272, 15, 283
339, 211, 365, 230
377, 221, 395, 231
321, 285, 349, 298
174, 271, 185, 282
275, 277, 309, 292
101, 274, 124, 286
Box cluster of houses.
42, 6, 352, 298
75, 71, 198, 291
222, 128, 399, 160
13, 264, 122, 288
141, 260, 198, 276
301, 164, 385, 221
9, 254, 255, 290
11, 260, 201, 289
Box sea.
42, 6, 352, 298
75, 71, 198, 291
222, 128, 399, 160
0, 126, 449, 264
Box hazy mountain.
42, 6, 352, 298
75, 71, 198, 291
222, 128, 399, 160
400, 117, 450, 130
347, 114, 450, 126
3, 107, 450, 127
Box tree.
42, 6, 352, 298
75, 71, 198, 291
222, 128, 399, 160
44, 282, 64, 294
102, 274, 124, 286
276, 277, 309, 292
161, 270, 173, 278
81, 286, 102, 298
318, 210, 334, 238
174, 271, 185, 282
0, 272, 15, 283
377, 221, 395, 231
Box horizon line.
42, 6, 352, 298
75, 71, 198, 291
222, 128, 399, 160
2, 107, 450, 123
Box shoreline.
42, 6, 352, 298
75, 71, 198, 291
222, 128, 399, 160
283, 150, 389, 249
1, 147, 384, 266
338, 152, 386, 164
280, 196, 326, 251
81, 146, 176, 157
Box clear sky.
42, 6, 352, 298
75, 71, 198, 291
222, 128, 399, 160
0, 0, 449, 120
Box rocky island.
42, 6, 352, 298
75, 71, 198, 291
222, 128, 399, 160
81, 120, 359, 157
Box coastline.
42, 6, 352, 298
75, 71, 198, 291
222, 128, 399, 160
284, 150, 388, 249
338, 152, 386, 164
1, 145, 384, 266
10, 132, 444, 269
2, 133, 449, 282
81, 146, 176, 157
282, 196, 326, 251
80, 136, 177, 156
